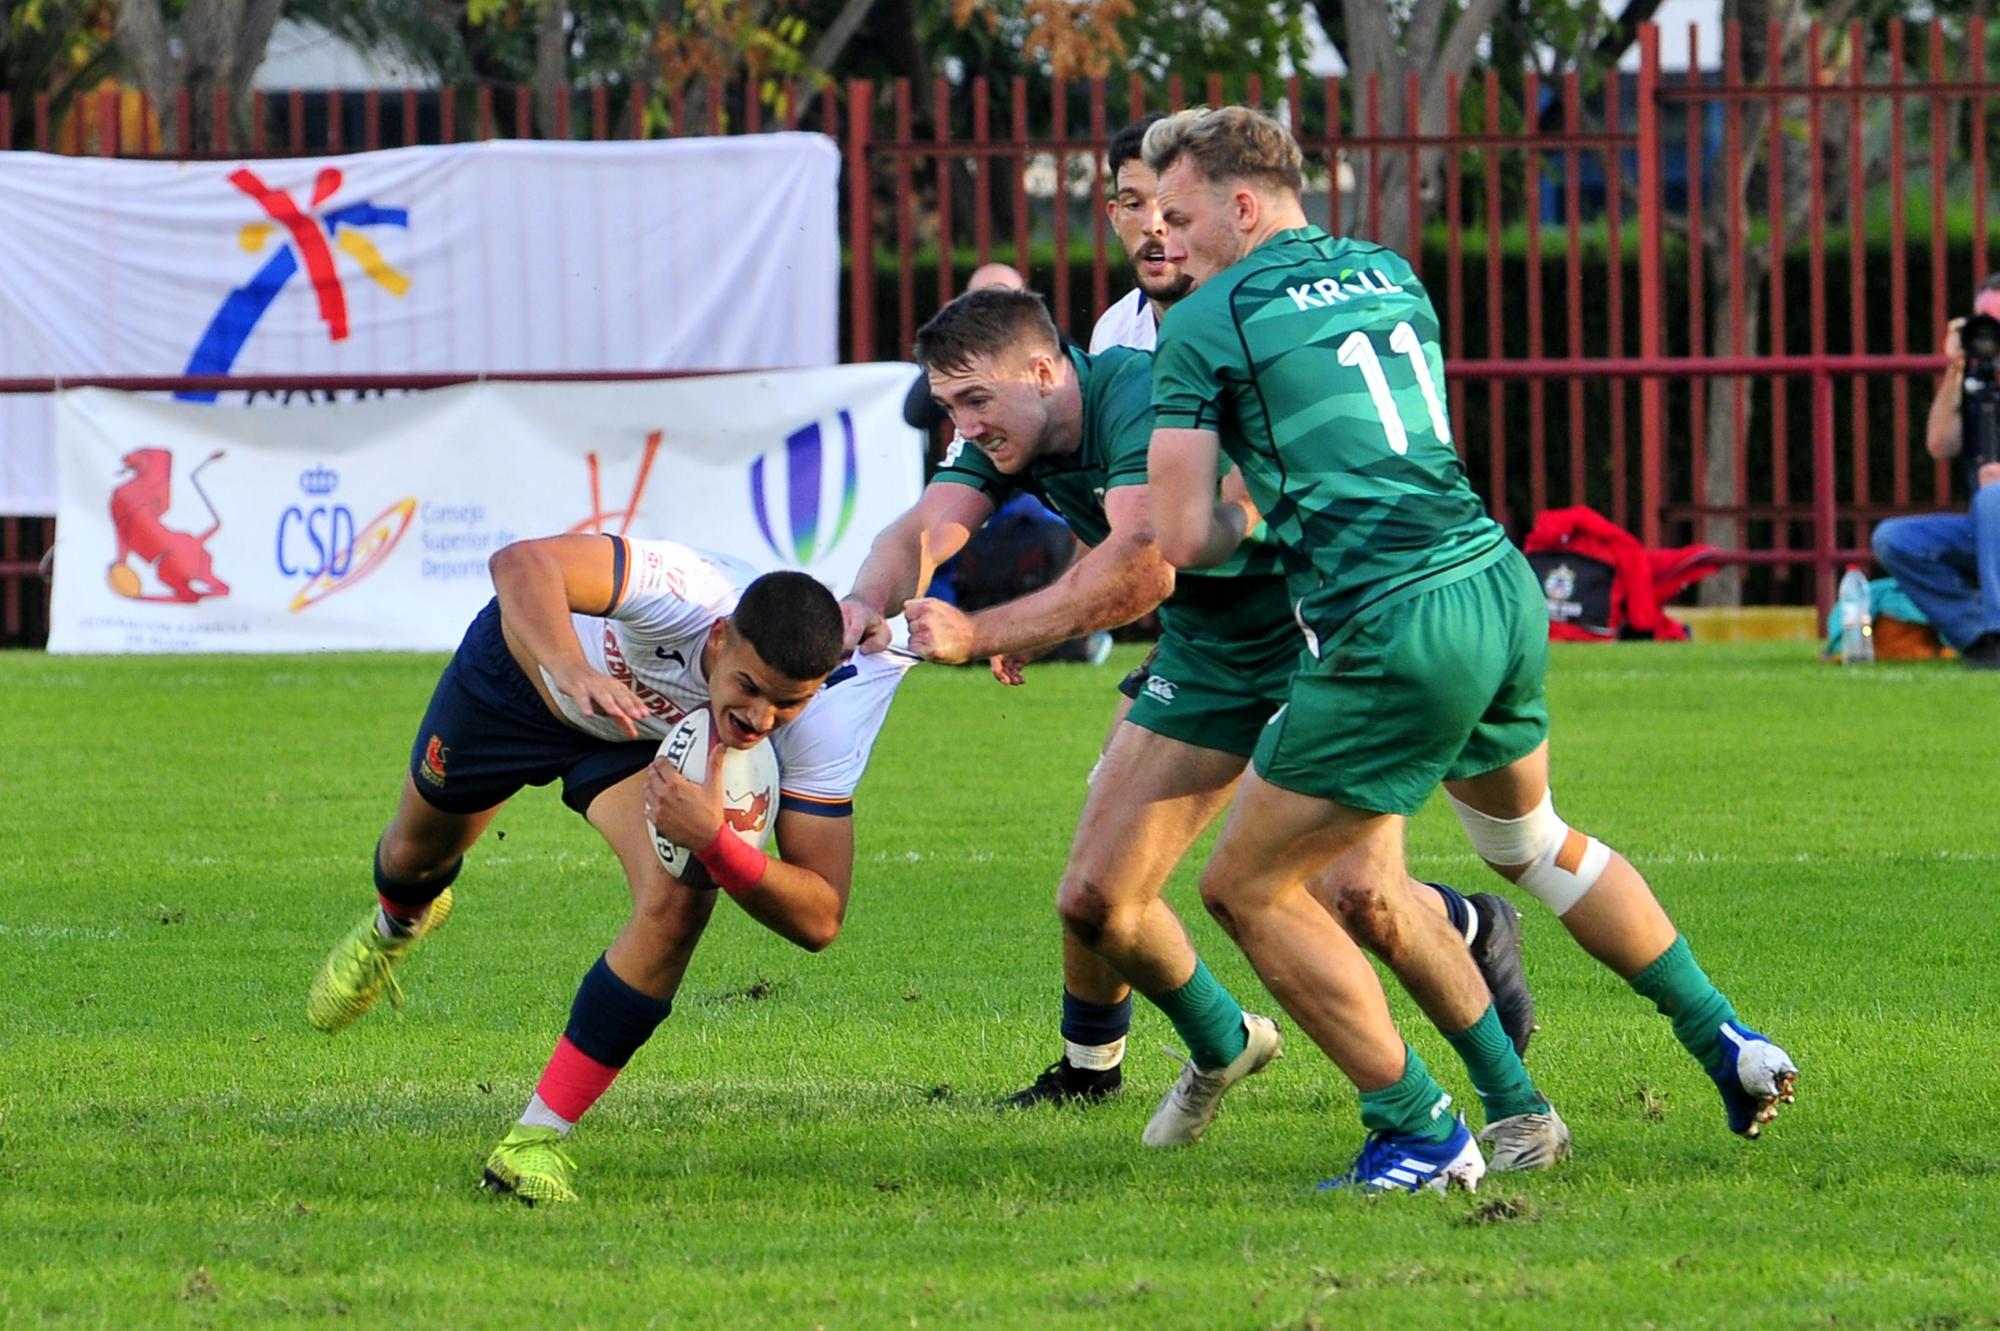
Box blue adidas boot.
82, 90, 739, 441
1318, 1115, 1486, 1194
1712, 1020, 1798, 1138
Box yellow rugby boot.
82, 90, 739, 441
480, 1125, 579, 1205
305, 887, 454, 1033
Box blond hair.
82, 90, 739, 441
1141, 105, 1303, 197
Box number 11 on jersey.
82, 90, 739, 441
1336, 321, 1452, 454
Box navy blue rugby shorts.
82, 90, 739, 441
406, 598, 659, 817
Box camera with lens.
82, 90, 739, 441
1958, 313, 2000, 475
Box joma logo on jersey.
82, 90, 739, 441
1283, 270, 1405, 312
602, 628, 686, 720
751, 411, 860, 566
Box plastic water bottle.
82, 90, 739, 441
1838, 565, 1874, 664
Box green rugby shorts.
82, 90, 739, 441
1124, 623, 1302, 758
1251, 548, 1550, 814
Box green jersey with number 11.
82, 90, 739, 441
1151, 227, 1507, 633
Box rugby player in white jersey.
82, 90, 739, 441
304, 533, 915, 1204
1085, 115, 1193, 356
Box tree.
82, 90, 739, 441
1117, 0, 1312, 91
1301, 0, 1678, 256
945, 0, 1311, 88
533, 0, 567, 136
297, 1, 827, 137
1, 1, 122, 146
1685, 0, 1992, 603
112, 0, 284, 151
1306, 0, 1507, 256
1302, 0, 1915, 603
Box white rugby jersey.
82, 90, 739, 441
542, 536, 916, 806
773, 645, 915, 807
1087, 288, 1158, 353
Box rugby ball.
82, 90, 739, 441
646, 707, 781, 880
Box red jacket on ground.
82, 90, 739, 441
1522, 506, 1720, 641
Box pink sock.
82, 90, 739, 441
533, 1035, 621, 1124
376, 892, 428, 923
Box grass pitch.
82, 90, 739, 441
2, 642, 1996, 1329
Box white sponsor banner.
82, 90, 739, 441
49, 366, 921, 654
0, 136, 841, 515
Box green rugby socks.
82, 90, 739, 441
1358, 1045, 1458, 1143
1145, 959, 1249, 1068
1628, 935, 1738, 1074
1444, 1003, 1548, 1121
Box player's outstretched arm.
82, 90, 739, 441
489, 534, 648, 737
1148, 427, 1251, 569
843, 483, 997, 650
906, 486, 1174, 664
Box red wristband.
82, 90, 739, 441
693, 824, 769, 896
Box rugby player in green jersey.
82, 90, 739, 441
843, 286, 1547, 1160
1141, 106, 1797, 1190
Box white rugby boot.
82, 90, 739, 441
1142, 1013, 1283, 1147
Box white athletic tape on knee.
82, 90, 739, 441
1448, 789, 1610, 917
1448, 789, 1559, 864
1519, 824, 1611, 917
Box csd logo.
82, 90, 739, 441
277, 464, 351, 578
750, 411, 860, 566
274, 463, 419, 613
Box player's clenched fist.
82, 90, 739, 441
838, 597, 890, 654
644, 745, 725, 848
904, 597, 977, 664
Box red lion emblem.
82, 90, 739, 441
723, 789, 772, 836
107, 448, 231, 603
419, 735, 449, 789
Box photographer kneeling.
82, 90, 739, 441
1871, 276, 2000, 670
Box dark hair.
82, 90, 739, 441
911, 287, 1062, 376
1980, 272, 2000, 293
731, 571, 845, 681
1107, 114, 1167, 184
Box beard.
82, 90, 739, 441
1137, 267, 1195, 305
1130, 242, 1194, 305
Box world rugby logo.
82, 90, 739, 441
750, 410, 860, 567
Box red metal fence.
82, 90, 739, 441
3, 19, 1995, 643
